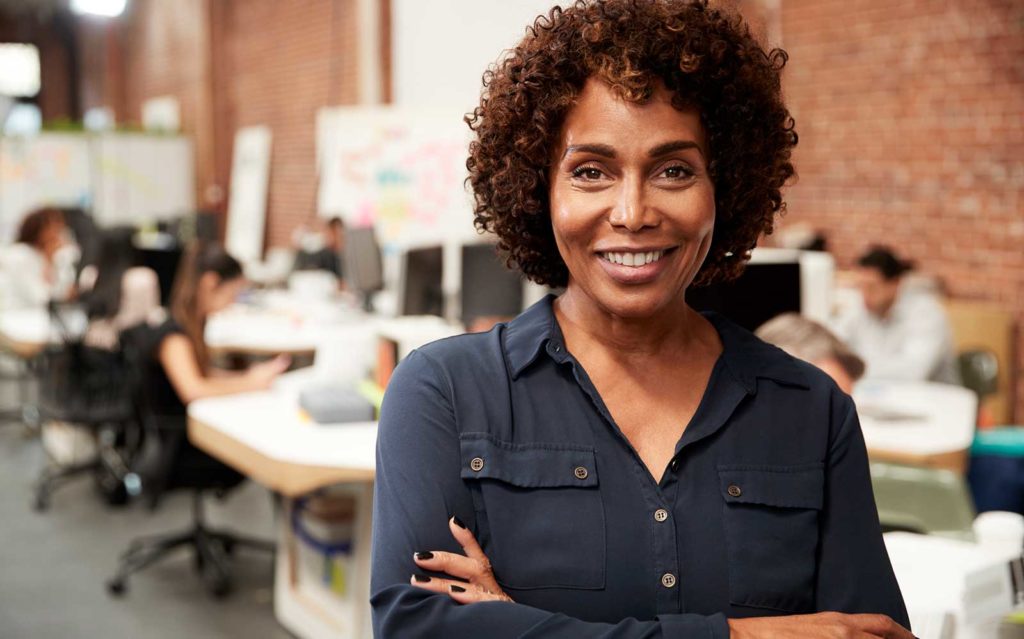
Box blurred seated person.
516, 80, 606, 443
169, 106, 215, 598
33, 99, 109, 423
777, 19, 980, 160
139, 242, 290, 423
292, 216, 345, 279
756, 313, 865, 394
79, 227, 162, 350
0, 207, 78, 310
833, 246, 959, 385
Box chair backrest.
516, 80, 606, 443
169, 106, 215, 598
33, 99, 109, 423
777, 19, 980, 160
871, 461, 977, 541
36, 302, 135, 425
958, 349, 999, 400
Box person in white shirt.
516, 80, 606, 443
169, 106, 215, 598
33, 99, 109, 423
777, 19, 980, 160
0, 207, 78, 310
834, 246, 960, 385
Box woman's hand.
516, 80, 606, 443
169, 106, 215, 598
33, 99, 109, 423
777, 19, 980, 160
246, 354, 291, 388
410, 516, 513, 604
728, 612, 915, 638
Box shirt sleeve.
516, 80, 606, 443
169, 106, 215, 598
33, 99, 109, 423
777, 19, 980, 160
814, 393, 910, 628
371, 349, 730, 639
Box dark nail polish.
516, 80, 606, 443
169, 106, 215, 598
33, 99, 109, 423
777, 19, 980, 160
415, 551, 434, 560
450, 584, 466, 593
412, 573, 431, 583
451, 515, 467, 529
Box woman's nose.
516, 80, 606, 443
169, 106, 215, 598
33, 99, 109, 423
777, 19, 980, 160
608, 177, 658, 232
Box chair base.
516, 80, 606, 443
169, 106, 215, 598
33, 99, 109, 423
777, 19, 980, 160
107, 491, 274, 599
34, 459, 100, 511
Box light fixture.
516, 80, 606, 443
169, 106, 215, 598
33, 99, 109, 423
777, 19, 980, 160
70, 0, 127, 18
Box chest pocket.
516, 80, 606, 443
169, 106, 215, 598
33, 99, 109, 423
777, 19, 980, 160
718, 464, 824, 613
460, 434, 605, 591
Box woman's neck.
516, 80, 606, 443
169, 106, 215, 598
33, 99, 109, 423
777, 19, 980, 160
553, 285, 714, 360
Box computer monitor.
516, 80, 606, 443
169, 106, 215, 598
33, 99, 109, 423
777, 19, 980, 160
343, 226, 384, 310
686, 250, 802, 332
460, 243, 523, 326
399, 245, 444, 317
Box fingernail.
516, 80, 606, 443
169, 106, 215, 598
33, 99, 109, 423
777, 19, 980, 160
451, 515, 467, 529
412, 573, 431, 583
450, 584, 466, 593
415, 551, 434, 560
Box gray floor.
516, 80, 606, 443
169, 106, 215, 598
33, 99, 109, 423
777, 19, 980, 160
0, 366, 293, 639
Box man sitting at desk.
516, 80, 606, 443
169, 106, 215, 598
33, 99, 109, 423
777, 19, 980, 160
834, 246, 959, 385
293, 216, 345, 280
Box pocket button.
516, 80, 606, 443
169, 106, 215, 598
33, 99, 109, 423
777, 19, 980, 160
470, 457, 485, 472
727, 484, 742, 498
574, 466, 589, 480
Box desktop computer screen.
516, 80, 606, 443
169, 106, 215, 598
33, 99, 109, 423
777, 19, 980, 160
399, 245, 445, 317
686, 259, 801, 332
344, 226, 384, 308
460, 243, 523, 326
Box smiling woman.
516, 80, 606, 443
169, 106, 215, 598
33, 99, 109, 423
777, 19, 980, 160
370, 1, 912, 638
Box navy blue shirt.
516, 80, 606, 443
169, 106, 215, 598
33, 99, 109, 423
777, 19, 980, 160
371, 296, 909, 638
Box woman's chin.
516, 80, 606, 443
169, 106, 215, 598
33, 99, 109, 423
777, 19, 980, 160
592, 286, 684, 321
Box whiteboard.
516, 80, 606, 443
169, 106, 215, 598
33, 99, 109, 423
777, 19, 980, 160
316, 106, 477, 249
91, 133, 195, 227
225, 126, 272, 263
0, 133, 91, 243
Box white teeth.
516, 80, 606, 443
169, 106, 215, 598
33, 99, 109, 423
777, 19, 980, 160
601, 250, 665, 267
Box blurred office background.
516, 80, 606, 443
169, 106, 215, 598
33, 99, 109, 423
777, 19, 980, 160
0, 1, 1022, 638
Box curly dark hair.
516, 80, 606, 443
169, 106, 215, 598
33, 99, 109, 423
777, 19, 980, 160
466, 0, 797, 288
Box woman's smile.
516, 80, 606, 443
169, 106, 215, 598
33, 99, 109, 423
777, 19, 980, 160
596, 246, 678, 285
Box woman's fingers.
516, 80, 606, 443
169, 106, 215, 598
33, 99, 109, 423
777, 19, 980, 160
409, 573, 511, 603
414, 550, 483, 582
446, 516, 504, 594
844, 613, 915, 639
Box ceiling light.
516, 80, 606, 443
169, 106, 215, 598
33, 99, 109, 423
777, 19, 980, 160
70, 0, 127, 18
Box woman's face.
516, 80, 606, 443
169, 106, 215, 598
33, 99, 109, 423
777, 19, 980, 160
549, 78, 716, 319
38, 219, 67, 258
198, 273, 247, 318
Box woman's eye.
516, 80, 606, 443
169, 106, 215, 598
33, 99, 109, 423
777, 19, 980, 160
571, 167, 604, 180
660, 165, 693, 179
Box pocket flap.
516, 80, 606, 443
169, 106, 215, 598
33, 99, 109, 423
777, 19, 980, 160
717, 464, 824, 509
459, 434, 598, 488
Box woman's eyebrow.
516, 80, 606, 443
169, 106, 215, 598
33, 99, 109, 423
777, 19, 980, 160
648, 140, 704, 158
562, 143, 617, 159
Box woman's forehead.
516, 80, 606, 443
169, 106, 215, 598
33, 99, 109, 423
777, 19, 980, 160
556, 78, 706, 157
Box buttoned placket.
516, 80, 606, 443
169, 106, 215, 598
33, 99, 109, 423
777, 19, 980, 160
547, 337, 685, 614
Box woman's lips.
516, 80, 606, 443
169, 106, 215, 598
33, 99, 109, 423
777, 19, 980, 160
595, 247, 676, 285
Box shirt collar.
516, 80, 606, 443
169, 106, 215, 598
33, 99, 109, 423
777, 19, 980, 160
504, 294, 810, 392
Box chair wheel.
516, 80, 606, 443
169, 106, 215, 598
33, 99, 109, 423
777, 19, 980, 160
107, 579, 126, 596
33, 493, 49, 512
210, 576, 231, 599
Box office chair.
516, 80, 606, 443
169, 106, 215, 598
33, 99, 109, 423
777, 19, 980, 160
107, 324, 274, 598
33, 302, 138, 511
870, 461, 977, 541
958, 348, 999, 403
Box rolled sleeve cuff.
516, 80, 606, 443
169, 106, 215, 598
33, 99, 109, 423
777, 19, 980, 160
658, 612, 730, 639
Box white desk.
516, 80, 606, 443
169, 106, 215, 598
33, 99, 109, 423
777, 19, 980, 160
884, 532, 1021, 639
188, 373, 376, 639
854, 380, 977, 472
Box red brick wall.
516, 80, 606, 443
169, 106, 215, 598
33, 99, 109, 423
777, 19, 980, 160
73, 0, 360, 244
779, 0, 1024, 420
214, 0, 360, 248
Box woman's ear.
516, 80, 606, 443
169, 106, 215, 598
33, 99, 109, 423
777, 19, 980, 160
197, 271, 221, 298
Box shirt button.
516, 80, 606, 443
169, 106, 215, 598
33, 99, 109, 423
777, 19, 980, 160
654, 509, 669, 522
727, 484, 742, 498
668, 458, 680, 473
470, 457, 485, 472
552, 342, 562, 353
661, 573, 677, 588
574, 466, 589, 480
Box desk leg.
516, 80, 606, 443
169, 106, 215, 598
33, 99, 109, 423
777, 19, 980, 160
274, 484, 374, 639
